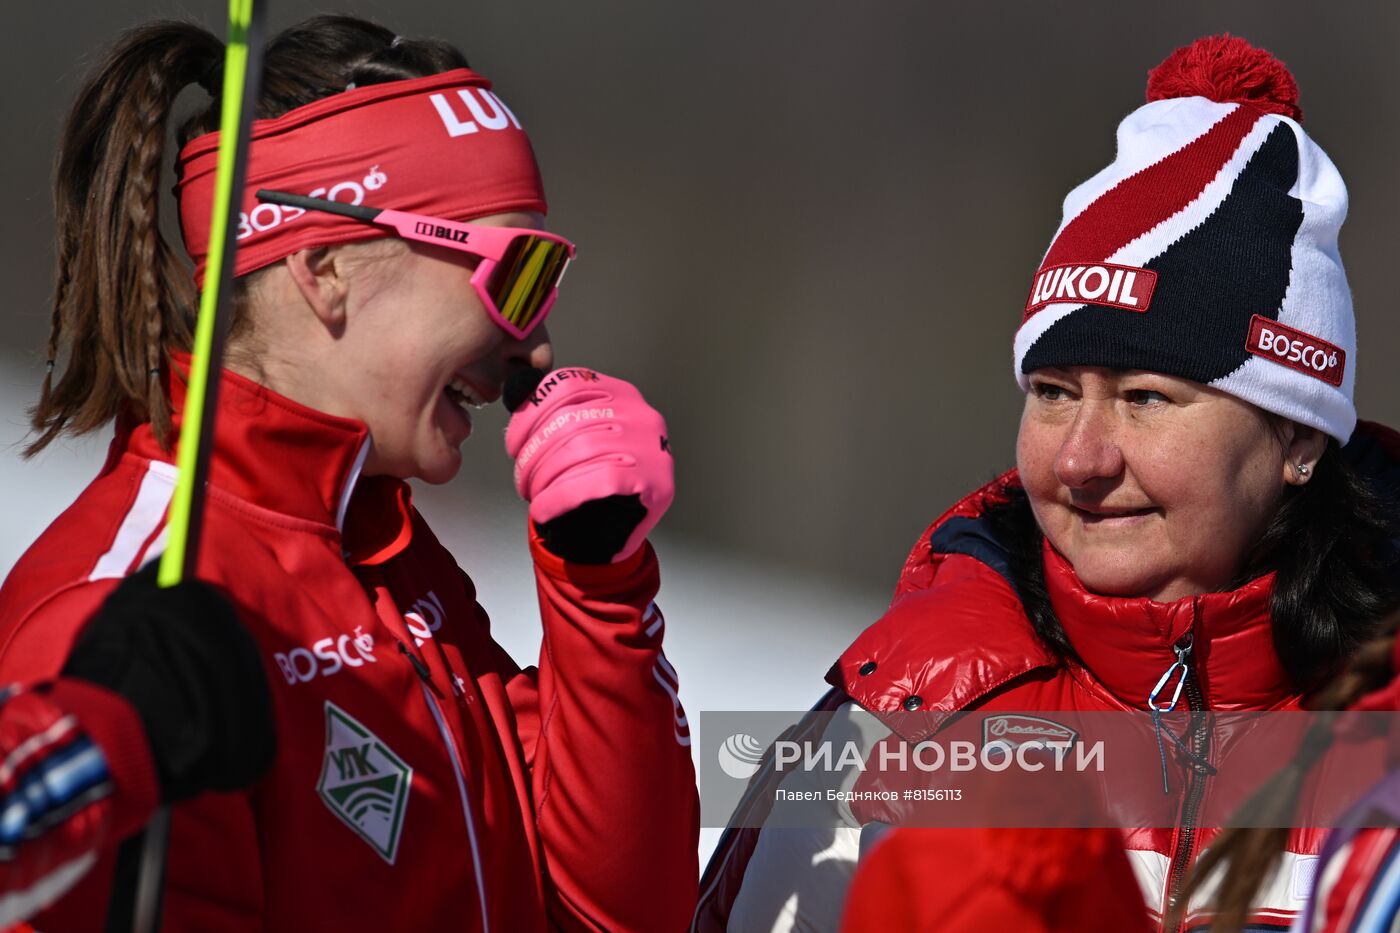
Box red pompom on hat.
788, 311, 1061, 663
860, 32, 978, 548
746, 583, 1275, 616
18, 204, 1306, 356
1146, 34, 1302, 122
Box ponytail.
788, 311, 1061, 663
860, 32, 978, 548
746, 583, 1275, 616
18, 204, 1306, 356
30, 22, 222, 454
29, 15, 471, 456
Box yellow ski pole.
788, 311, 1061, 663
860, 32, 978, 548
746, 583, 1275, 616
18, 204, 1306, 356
108, 1, 266, 930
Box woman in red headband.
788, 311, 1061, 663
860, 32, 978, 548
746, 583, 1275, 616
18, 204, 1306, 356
0, 14, 695, 931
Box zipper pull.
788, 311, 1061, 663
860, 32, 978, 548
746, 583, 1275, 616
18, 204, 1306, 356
1148, 635, 1194, 795
396, 638, 433, 683
1148, 635, 1193, 714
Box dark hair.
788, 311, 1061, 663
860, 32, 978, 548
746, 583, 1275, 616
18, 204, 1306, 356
1236, 437, 1400, 688
29, 15, 470, 455
982, 440, 1400, 690
981, 479, 1082, 664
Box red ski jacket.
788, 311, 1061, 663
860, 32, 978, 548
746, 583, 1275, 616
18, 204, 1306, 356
697, 422, 1400, 933
0, 365, 698, 932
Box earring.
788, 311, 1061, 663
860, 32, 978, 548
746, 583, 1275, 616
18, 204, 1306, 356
1296, 463, 1311, 479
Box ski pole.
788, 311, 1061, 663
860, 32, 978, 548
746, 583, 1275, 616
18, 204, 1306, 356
106, 1, 266, 930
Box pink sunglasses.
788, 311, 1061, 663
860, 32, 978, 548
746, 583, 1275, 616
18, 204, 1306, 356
256, 189, 575, 339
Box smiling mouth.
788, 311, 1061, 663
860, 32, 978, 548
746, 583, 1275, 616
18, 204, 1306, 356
1073, 506, 1158, 524
444, 377, 492, 414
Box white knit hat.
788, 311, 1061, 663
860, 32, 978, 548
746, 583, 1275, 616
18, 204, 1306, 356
1013, 35, 1356, 443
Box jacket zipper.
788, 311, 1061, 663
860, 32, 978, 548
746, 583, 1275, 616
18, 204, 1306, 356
398, 638, 492, 933
1162, 674, 1208, 931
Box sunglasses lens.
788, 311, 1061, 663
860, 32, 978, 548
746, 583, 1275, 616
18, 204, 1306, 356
486, 235, 572, 334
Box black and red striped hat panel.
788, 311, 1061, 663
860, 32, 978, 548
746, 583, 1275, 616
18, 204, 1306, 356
1040, 106, 1262, 270
1021, 120, 1303, 384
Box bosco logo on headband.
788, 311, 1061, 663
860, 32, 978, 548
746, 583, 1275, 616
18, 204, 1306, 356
176, 68, 547, 286
236, 165, 391, 243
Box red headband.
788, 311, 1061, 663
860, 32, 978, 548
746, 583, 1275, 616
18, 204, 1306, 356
176, 68, 547, 285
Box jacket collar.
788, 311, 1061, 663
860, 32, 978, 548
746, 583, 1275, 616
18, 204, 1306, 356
1044, 542, 1295, 710
119, 358, 410, 563
835, 471, 1301, 730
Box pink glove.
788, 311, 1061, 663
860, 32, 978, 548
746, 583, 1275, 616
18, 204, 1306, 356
505, 367, 674, 563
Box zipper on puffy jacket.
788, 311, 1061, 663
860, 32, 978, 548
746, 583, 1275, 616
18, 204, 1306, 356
1162, 599, 1212, 933
398, 637, 492, 933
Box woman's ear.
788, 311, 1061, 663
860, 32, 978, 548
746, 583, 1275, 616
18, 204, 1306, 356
283, 247, 349, 330
1282, 423, 1330, 485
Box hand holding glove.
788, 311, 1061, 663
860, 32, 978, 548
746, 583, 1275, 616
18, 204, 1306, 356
505, 367, 674, 564
62, 565, 276, 803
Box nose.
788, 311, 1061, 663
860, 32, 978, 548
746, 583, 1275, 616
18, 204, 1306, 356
507, 323, 554, 373
1053, 401, 1125, 488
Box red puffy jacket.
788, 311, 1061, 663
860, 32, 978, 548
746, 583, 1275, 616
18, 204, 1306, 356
0, 364, 698, 932
697, 423, 1400, 933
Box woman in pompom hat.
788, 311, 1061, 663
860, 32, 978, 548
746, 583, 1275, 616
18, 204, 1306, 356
696, 35, 1400, 933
